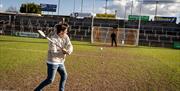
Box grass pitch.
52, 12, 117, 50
0, 35, 179, 91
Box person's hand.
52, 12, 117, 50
62, 48, 69, 55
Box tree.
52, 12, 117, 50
20, 3, 41, 14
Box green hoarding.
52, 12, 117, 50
173, 42, 180, 49
128, 15, 149, 21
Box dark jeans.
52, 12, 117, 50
111, 38, 117, 47
34, 63, 67, 91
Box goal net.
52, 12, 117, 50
92, 26, 138, 46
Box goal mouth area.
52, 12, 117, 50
92, 26, 138, 46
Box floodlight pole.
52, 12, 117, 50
155, 1, 158, 17
131, 0, 133, 15
73, 0, 75, 13
93, 0, 95, 12
105, 0, 108, 14
58, 0, 61, 15
136, 1, 142, 46
81, 0, 84, 13
25, 0, 28, 13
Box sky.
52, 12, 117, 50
0, 0, 180, 22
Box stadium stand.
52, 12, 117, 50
0, 12, 179, 48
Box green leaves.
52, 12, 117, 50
20, 3, 41, 14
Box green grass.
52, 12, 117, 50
0, 35, 180, 91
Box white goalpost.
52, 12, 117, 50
91, 26, 138, 46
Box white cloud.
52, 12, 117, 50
140, 0, 179, 4
0, 4, 3, 8
97, 7, 105, 14
103, 0, 180, 19
97, 7, 115, 14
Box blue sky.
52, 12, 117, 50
0, 0, 112, 15
0, 0, 179, 23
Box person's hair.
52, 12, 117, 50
56, 23, 69, 34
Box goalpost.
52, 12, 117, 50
91, 26, 138, 46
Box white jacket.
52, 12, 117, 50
47, 34, 73, 64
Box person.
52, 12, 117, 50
34, 23, 73, 91
111, 28, 117, 47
